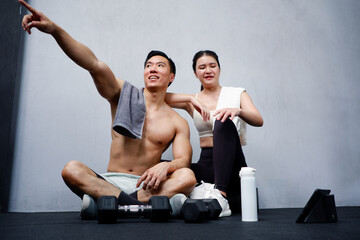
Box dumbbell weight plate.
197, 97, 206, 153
181, 199, 209, 222
97, 196, 118, 224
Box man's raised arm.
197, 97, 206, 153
19, 0, 122, 103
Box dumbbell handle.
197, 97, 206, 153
118, 205, 152, 213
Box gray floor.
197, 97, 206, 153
1, 207, 359, 240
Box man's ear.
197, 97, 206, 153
169, 73, 175, 83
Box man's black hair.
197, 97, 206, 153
144, 50, 176, 75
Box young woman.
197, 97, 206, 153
165, 50, 263, 217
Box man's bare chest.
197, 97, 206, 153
142, 113, 176, 145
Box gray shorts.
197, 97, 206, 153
100, 172, 143, 194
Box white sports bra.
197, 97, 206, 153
193, 108, 216, 138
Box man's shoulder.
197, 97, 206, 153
164, 103, 181, 116
164, 104, 188, 125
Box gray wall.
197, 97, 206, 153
10, 0, 360, 212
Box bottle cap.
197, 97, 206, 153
239, 167, 256, 177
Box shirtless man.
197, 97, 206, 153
19, 0, 197, 216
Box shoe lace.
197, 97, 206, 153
199, 180, 215, 191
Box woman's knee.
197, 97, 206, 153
213, 118, 236, 135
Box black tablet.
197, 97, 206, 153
296, 189, 331, 223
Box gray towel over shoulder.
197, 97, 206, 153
112, 81, 146, 139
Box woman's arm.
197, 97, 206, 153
238, 92, 263, 126
213, 91, 263, 127
165, 93, 210, 121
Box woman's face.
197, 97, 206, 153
194, 55, 220, 88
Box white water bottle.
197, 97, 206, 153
239, 167, 258, 222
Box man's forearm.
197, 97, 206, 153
166, 157, 191, 173
51, 24, 99, 73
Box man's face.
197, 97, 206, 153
144, 55, 174, 91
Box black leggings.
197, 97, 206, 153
191, 118, 247, 198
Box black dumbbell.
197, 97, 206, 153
97, 195, 171, 224
203, 199, 222, 219
180, 198, 222, 222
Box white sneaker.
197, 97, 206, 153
80, 194, 97, 220
169, 193, 187, 217
203, 188, 232, 217
189, 181, 215, 199
189, 181, 231, 217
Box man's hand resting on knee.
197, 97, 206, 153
136, 162, 171, 191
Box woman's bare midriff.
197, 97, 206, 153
199, 135, 243, 148
199, 136, 214, 148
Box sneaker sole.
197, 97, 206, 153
219, 208, 232, 217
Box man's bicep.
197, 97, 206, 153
172, 119, 192, 167
91, 60, 123, 102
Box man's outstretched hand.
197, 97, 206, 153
19, 0, 55, 35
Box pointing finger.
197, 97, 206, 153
19, 0, 40, 15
